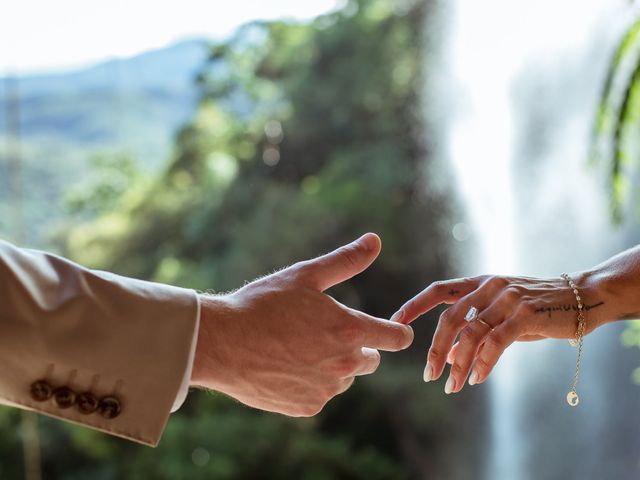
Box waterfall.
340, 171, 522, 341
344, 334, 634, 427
437, 1, 640, 478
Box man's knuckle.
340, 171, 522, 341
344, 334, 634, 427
303, 404, 323, 417
339, 378, 355, 394
333, 356, 358, 376
340, 322, 363, 345
337, 246, 359, 269
323, 385, 339, 400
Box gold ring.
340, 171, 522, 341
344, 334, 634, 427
475, 318, 494, 331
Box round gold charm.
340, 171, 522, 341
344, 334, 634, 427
568, 338, 578, 347
566, 391, 580, 407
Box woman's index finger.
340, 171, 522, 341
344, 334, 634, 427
394, 277, 482, 325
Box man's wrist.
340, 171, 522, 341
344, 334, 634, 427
189, 293, 234, 388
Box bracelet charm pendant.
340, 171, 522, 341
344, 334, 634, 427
566, 391, 580, 407
561, 273, 586, 407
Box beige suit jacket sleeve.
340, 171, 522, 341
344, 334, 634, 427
0, 240, 199, 447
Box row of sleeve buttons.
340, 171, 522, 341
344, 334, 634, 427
30, 380, 122, 419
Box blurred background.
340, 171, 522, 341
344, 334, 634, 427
0, 0, 639, 478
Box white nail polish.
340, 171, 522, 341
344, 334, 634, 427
469, 371, 478, 386
423, 363, 433, 382
444, 376, 455, 394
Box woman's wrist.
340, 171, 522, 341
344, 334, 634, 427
571, 268, 615, 332
574, 262, 640, 330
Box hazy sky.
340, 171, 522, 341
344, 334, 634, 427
0, 0, 341, 74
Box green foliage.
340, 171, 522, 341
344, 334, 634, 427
65, 0, 452, 307
592, 16, 640, 221
621, 320, 640, 384
65, 153, 143, 218
592, 14, 640, 382
123, 393, 410, 480
34, 0, 473, 478
0, 41, 203, 248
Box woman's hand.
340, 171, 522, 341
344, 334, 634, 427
392, 272, 613, 394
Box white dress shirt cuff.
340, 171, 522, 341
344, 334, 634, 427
171, 293, 201, 412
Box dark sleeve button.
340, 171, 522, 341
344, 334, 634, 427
98, 396, 121, 419
30, 380, 53, 402
52, 386, 76, 409
76, 392, 99, 415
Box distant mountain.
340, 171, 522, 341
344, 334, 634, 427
0, 39, 208, 163
0, 39, 210, 246
13, 39, 209, 95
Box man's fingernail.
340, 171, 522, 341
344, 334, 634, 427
469, 371, 479, 386
444, 376, 455, 394
390, 310, 404, 323
358, 233, 376, 251
423, 363, 433, 382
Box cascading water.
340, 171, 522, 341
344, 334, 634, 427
438, 1, 640, 478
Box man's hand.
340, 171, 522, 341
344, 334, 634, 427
190, 233, 414, 416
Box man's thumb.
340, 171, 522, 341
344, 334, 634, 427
302, 233, 381, 291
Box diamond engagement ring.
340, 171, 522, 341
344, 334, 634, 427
465, 306, 494, 331
464, 306, 479, 322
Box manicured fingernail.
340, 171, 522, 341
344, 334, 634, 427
390, 310, 404, 323
469, 371, 479, 386
444, 376, 455, 394
423, 363, 433, 382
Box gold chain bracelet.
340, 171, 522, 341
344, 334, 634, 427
560, 273, 586, 407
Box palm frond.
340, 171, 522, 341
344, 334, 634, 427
592, 16, 640, 221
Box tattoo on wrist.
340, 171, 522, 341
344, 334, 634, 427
534, 301, 605, 318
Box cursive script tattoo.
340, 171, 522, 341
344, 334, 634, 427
534, 301, 605, 318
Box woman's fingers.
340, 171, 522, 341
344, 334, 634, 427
445, 298, 508, 393
424, 278, 502, 382
412, 274, 557, 391
447, 342, 459, 364
424, 308, 463, 381
393, 277, 483, 325
442, 288, 542, 392
445, 290, 532, 393
447, 332, 543, 367
518, 334, 545, 342
469, 318, 524, 385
